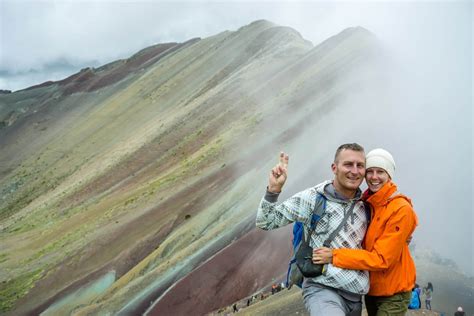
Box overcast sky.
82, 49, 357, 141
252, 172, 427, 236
1, 1, 472, 273
1, 1, 470, 92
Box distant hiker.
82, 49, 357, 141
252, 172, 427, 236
314, 149, 418, 316
423, 282, 434, 310
256, 144, 370, 316
454, 306, 465, 316
276, 283, 282, 292
414, 284, 422, 307
246, 298, 250, 306
232, 303, 238, 313
272, 283, 277, 294
408, 284, 421, 309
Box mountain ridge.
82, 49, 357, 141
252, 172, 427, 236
0, 20, 406, 315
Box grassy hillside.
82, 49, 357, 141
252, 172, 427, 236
0, 20, 385, 315
210, 287, 443, 316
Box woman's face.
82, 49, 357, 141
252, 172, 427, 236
365, 167, 390, 192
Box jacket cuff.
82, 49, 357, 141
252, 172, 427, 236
332, 249, 340, 266
264, 188, 280, 203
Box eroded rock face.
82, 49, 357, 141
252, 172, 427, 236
147, 226, 292, 316
0, 19, 382, 315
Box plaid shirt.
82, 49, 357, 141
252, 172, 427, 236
256, 180, 369, 295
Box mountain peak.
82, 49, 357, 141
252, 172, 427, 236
0, 20, 387, 316
247, 19, 276, 28
340, 25, 375, 39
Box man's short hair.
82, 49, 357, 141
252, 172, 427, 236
334, 143, 365, 162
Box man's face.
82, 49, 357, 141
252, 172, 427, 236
332, 149, 366, 193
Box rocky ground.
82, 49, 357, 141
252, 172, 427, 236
209, 287, 443, 316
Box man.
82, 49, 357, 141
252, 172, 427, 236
256, 143, 369, 316
313, 148, 418, 315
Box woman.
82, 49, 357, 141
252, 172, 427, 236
313, 148, 418, 316
423, 282, 433, 310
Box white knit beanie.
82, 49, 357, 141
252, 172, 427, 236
366, 148, 396, 179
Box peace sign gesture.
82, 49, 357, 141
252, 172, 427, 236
268, 152, 289, 193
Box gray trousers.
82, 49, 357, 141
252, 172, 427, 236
302, 283, 362, 316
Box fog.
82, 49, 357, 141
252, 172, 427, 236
1, 1, 472, 274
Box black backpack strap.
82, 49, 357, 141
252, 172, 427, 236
322, 201, 357, 247
363, 201, 371, 226
309, 192, 326, 230
305, 192, 327, 241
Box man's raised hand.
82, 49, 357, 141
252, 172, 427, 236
268, 152, 289, 193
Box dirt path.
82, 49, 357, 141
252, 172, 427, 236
209, 287, 443, 316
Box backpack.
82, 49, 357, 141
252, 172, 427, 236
286, 192, 326, 289
408, 289, 421, 309
285, 192, 371, 289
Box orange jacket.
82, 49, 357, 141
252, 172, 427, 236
332, 181, 418, 296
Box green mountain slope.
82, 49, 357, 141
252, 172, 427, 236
0, 20, 383, 315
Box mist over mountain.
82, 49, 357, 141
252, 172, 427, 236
0, 20, 471, 315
